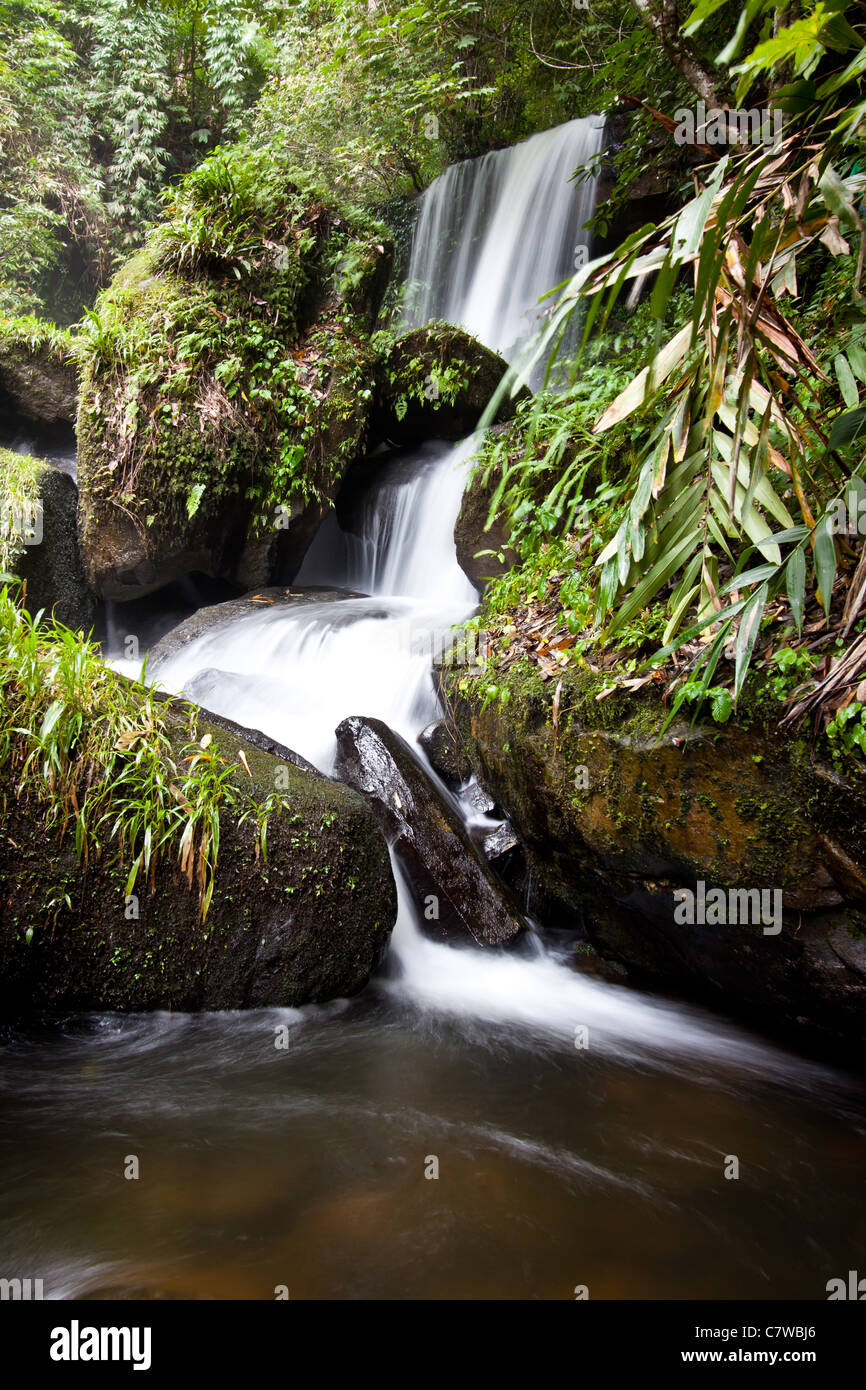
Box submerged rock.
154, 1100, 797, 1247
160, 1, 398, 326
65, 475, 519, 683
335, 714, 524, 947
370, 324, 527, 448
445, 662, 866, 1051
0, 701, 397, 1016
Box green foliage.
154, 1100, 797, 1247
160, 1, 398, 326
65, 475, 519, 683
764, 644, 819, 700
825, 698, 866, 763
0, 0, 610, 319
481, 0, 866, 720
0, 447, 43, 575
0, 586, 292, 920
75, 142, 384, 551
0, 0, 277, 319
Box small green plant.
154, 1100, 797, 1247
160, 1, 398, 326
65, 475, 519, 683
765, 646, 818, 702
825, 701, 866, 765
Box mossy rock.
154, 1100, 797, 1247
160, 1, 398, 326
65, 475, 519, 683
76, 170, 391, 602
0, 447, 94, 632
445, 660, 866, 1051
0, 319, 77, 426
0, 699, 397, 1016
369, 324, 528, 448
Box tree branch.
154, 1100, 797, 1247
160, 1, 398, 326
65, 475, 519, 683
629, 0, 729, 107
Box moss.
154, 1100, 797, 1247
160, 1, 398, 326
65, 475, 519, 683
76, 149, 391, 598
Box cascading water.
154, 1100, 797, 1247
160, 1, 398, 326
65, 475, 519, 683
141, 119, 847, 1062
399, 116, 605, 359
6, 120, 866, 1302
152, 437, 479, 771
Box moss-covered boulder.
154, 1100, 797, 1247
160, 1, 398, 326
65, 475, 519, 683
369, 324, 527, 448
0, 317, 77, 426
0, 696, 397, 1017
0, 447, 94, 631
76, 150, 392, 602
445, 661, 866, 1051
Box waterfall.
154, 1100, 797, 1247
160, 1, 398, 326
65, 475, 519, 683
400, 116, 606, 359
147, 116, 693, 1041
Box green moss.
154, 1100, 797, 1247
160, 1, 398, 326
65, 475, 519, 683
75, 145, 389, 582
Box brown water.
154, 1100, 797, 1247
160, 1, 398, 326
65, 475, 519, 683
1, 949, 864, 1301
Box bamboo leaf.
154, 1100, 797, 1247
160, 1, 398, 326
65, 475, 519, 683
734, 583, 768, 700
813, 512, 838, 617
786, 545, 807, 634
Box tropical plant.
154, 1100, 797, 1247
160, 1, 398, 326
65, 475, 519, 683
485, 0, 866, 714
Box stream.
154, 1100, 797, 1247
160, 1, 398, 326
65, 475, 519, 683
1, 117, 865, 1302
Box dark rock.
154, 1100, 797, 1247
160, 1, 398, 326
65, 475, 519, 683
370, 324, 528, 448
453, 453, 520, 589
0, 337, 77, 427
335, 715, 524, 947
2, 452, 95, 632
0, 701, 397, 1016
445, 661, 866, 1051
148, 586, 360, 667
417, 718, 473, 786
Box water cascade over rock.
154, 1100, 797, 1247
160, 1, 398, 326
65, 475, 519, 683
399, 116, 606, 359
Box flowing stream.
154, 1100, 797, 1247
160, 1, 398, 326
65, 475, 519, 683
2, 119, 865, 1301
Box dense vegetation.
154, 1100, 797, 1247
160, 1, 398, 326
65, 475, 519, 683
465, 0, 866, 766
1, 0, 627, 321
4, 0, 866, 894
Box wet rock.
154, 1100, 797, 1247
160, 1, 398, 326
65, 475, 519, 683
483, 821, 523, 880
0, 701, 397, 1016
148, 586, 360, 666
370, 324, 528, 448
466, 781, 496, 818
417, 718, 473, 786
445, 662, 866, 1050
1, 450, 95, 632
453, 454, 520, 589
335, 715, 524, 947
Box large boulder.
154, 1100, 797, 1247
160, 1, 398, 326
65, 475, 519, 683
76, 150, 392, 603
445, 661, 866, 1051
0, 694, 397, 1017
0, 447, 95, 631
0, 318, 77, 426
369, 324, 528, 448
335, 714, 524, 947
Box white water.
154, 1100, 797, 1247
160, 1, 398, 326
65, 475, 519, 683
153, 438, 478, 771
400, 116, 605, 359
148, 120, 817, 1077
